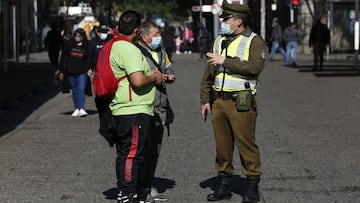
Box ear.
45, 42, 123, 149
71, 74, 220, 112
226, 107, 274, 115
236, 18, 242, 27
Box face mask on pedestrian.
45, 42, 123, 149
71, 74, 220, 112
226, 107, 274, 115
221, 22, 234, 35
149, 36, 162, 50
74, 36, 82, 43
100, 33, 108, 40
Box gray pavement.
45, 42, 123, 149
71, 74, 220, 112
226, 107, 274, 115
0, 51, 360, 202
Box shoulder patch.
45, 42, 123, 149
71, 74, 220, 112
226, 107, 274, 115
244, 32, 251, 37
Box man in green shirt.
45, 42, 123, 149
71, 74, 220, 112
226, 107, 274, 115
109, 10, 166, 203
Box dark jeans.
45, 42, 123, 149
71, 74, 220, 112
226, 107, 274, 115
112, 113, 154, 195
199, 39, 208, 59
313, 42, 326, 69
68, 73, 87, 109
144, 114, 164, 189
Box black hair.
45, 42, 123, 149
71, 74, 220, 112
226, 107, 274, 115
117, 10, 142, 35
72, 28, 88, 48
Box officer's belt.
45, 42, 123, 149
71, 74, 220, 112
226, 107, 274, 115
213, 91, 235, 100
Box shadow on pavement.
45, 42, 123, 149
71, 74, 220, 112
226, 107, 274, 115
199, 175, 247, 196
102, 177, 176, 200
297, 64, 360, 77
103, 187, 118, 200
0, 62, 60, 137
153, 177, 176, 193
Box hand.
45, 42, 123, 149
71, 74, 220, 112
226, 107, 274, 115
59, 73, 64, 82
152, 70, 164, 85
166, 74, 176, 83
87, 69, 93, 78
201, 103, 211, 122
206, 52, 225, 65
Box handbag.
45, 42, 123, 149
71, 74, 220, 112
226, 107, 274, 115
165, 98, 174, 125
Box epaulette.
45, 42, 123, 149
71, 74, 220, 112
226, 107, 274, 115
244, 32, 252, 37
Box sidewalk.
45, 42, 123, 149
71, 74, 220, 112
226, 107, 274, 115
0, 51, 53, 107
0, 51, 360, 202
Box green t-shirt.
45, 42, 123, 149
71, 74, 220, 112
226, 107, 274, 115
109, 40, 155, 116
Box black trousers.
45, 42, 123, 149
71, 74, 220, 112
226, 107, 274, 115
112, 113, 154, 195
95, 96, 116, 147
143, 113, 164, 189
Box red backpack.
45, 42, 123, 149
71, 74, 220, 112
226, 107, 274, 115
93, 35, 132, 97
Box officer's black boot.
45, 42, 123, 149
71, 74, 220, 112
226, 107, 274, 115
242, 176, 260, 203
207, 175, 232, 201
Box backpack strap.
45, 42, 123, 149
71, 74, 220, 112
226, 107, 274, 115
135, 43, 162, 72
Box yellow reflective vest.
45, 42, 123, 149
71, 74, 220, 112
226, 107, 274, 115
212, 33, 258, 93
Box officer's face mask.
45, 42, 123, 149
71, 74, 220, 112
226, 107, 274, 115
100, 33, 108, 40
221, 22, 234, 35
149, 36, 162, 50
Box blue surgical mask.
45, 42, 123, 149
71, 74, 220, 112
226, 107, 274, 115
149, 36, 162, 50
221, 22, 234, 35
100, 33, 108, 40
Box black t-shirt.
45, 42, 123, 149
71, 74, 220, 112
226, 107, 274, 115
60, 41, 89, 75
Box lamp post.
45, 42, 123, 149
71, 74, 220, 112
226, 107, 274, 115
355, 0, 359, 69
200, 0, 203, 25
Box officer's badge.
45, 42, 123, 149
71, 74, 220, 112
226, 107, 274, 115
260, 49, 266, 60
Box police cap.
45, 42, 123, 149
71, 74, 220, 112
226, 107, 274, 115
219, 0, 250, 19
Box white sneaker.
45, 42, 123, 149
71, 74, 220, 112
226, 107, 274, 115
151, 188, 168, 201
71, 109, 80, 117
188, 50, 192, 54
78, 108, 88, 117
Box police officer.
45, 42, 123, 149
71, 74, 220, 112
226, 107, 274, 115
200, 1, 268, 202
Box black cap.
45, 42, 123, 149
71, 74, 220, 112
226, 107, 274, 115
98, 25, 109, 33
219, 0, 250, 18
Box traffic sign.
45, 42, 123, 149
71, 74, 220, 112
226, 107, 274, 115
192, 6, 201, 12
211, 3, 222, 15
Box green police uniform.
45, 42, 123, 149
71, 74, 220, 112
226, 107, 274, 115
200, 1, 268, 202
200, 27, 267, 176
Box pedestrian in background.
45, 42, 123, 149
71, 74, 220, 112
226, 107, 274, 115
283, 22, 302, 67
198, 23, 209, 62
136, 20, 175, 203
87, 24, 115, 146
269, 18, 286, 61
309, 16, 330, 71
200, 1, 268, 202
109, 10, 165, 203
174, 26, 183, 54
41, 23, 51, 50
58, 28, 92, 117
181, 25, 194, 54
45, 22, 63, 73
162, 22, 175, 62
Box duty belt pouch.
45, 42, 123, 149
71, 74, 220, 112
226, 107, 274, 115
235, 90, 252, 112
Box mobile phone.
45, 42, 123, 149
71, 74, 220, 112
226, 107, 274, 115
204, 109, 209, 122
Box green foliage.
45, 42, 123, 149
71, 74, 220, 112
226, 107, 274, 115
122, 0, 177, 19
111, 0, 189, 20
